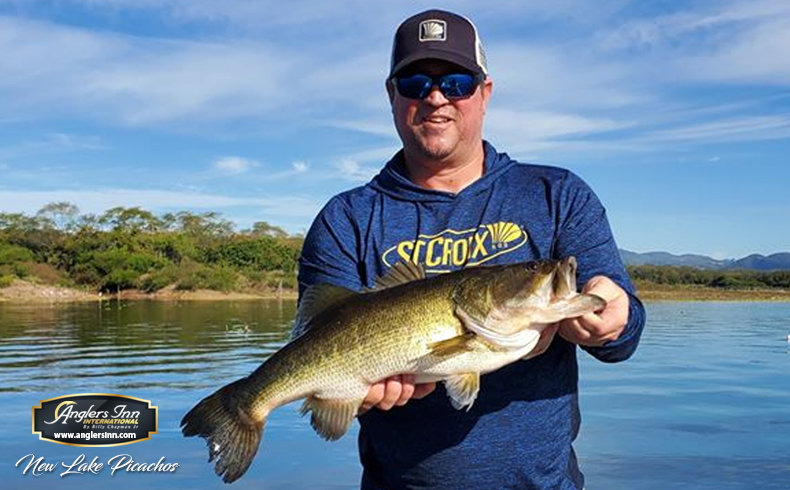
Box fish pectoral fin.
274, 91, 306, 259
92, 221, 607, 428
427, 333, 477, 357
444, 372, 480, 411
543, 293, 606, 321
299, 396, 362, 441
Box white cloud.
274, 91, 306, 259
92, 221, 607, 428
489, 109, 627, 139
0, 133, 108, 160
0, 188, 322, 219
596, 0, 790, 52
673, 18, 790, 85
335, 159, 379, 182
1, 0, 788, 161
485, 108, 631, 155
0, 16, 299, 126
324, 119, 396, 138
640, 115, 790, 142
44, 0, 616, 30
488, 44, 653, 113
214, 156, 258, 174
341, 146, 400, 165
590, 0, 790, 87
245, 161, 311, 181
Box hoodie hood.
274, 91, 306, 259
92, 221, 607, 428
368, 141, 516, 202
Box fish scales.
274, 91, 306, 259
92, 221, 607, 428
181, 257, 605, 483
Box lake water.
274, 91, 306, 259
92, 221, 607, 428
0, 300, 788, 489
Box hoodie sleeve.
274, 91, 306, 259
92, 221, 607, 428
553, 171, 646, 363
298, 196, 364, 297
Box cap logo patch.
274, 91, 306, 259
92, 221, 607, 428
419, 20, 446, 42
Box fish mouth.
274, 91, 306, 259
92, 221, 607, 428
552, 256, 578, 299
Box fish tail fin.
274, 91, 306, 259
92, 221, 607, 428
181, 379, 265, 483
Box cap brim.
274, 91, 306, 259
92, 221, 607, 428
390, 49, 483, 77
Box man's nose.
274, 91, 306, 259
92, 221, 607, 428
423, 85, 449, 105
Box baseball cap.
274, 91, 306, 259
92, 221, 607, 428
389, 9, 488, 78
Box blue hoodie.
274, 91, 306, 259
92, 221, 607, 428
298, 141, 645, 489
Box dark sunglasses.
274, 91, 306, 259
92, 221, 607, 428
393, 72, 484, 100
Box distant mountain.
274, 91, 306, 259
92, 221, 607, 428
726, 253, 790, 271
619, 250, 733, 269
619, 250, 790, 271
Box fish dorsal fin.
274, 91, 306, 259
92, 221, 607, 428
370, 261, 426, 291
444, 372, 480, 411
291, 283, 356, 339
299, 396, 363, 441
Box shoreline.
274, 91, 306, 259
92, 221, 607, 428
0, 280, 297, 303
1, 280, 789, 303
636, 284, 790, 302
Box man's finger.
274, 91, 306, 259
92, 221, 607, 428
396, 374, 416, 406
378, 376, 404, 410
412, 382, 436, 399
359, 381, 386, 414
576, 312, 607, 335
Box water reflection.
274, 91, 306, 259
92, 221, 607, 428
0, 300, 296, 393
1, 301, 789, 489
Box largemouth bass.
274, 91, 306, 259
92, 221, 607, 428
181, 257, 604, 482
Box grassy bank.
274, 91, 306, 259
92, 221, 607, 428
4, 278, 789, 304
636, 282, 790, 302
0, 278, 298, 303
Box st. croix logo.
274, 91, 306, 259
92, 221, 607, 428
32, 393, 158, 447
382, 221, 528, 273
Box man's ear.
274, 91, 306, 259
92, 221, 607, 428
481, 77, 493, 114
386, 78, 396, 105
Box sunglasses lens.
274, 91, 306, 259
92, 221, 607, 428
439, 74, 478, 98
395, 74, 433, 99
395, 73, 480, 100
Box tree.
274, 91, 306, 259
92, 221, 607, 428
248, 221, 288, 238
36, 202, 80, 231
99, 207, 162, 233
170, 211, 234, 238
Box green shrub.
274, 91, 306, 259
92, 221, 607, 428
70, 263, 104, 286
139, 266, 180, 292
176, 264, 237, 292
0, 274, 15, 287
204, 237, 298, 271
238, 268, 296, 291
12, 262, 30, 278
0, 244, 35, 265
126, 252, 167, 272
102, 269, 140, 291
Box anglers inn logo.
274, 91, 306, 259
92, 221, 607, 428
32, 393, 158, 447
419, 20, 446, 41
381, 221, 528, 273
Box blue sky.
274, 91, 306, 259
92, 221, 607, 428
0, 0, 788, 259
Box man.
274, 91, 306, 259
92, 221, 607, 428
298, 9, 645, 490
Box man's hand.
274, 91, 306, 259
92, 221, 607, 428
358, 375, 436, 415
559, 276, 629, 347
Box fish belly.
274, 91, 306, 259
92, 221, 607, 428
414, 332, 541, 382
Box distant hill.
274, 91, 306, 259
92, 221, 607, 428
726, 253, 790, 271
619, 250, 732, 269
619, 250, 790, 271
